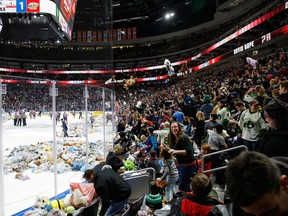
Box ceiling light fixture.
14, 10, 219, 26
164, 12, 175, 20
113, 2, 120, 7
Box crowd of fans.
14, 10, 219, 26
1, 0, 288, 213
81, 50, 288, 215
1, 50, 287, 215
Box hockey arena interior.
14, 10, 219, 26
1, 0, 288, 216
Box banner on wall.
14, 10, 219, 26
108, 30, 113, 41
117, 29, 122, 41
122, 28, 126, 40
132, 27, 137, 39
103, 30, 107, 42
127, 27, 131, 40
82, 31, 86, 42
92, 31, 97, 42
87, 31, 92, 42
97, 31, 102, 41
77, 30, 81, 42
113, 29, 117, 41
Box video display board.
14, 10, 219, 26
54, 0, 77, 40
0, 0, 40, 13
0, 0, 76, 40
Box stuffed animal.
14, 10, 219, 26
123, 76, 137, 90
246, 57, 258, 69
178, 61, 189, 76
164, 59, 175, 76
64, 206, 75, 214
34, 196, 64, 212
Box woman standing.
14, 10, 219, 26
167, 121, 198, 192
193, 111, 205, 147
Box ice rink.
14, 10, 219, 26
2, 114, 113, 215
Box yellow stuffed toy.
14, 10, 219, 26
123, 76, 137, 90
35, 196, 64, 212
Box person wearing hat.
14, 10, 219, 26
238, 99, 268, 151
83, 163, 131, 216
199, 94, 214, 120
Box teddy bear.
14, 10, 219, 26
164, 59, 175, 76
123, 76, 137, 90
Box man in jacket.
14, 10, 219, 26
83, 163, 131, 216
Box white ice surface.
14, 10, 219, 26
2, 115, 112, 216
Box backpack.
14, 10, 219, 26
169, 192, 228, 216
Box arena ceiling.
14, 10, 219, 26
0, 0, 217, 41
74, 0, 216, 37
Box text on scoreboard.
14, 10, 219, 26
0, 0, 40, 13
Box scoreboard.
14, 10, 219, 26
0, 0, 77, 40
0, 0, 40, 13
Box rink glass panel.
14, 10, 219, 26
2, 81, 116, 215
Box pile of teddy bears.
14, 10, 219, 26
24, 182, 98, 216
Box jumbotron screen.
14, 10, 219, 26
54, 0, 77, 40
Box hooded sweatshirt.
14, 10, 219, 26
92, 164, 131, 216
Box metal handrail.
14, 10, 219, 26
121, 167, 156, 181
201, 145, 248, 173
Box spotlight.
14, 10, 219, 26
164, 12, 175, 20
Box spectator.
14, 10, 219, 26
216, 100, 231, 130
205, 113, 218, 132
278, 80, 288, 96
146, 127, 158, 153
197, 144, 212, 177
154, 121, 170, 148
171, 173, 225, 216
106, 144, 125, 174
199, 94, 214, 120
207, 124, 228, 185
229, 101, 247, 145
158, 148, 178, 202
184, 116, 194, 137
83, 163, 131, 216
254, 85, 267, 108
134, 134, 147, 160
145, 184, 163, 211
166, 121, 198, 192
238, 99, 268, 151
193, 111, 205, 147
261, 98, 288, 157
226, 152, 288, 216
207, 124, 228, 152
144, 150, 161, 177
172, 107, 185, 124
